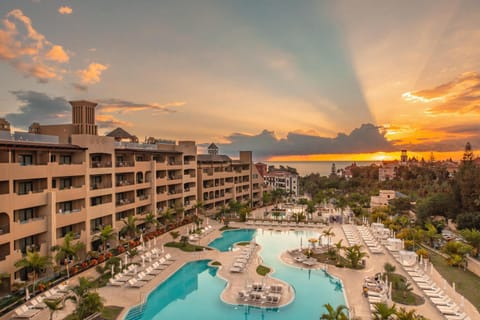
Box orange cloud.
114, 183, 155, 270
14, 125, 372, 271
96, 114, 132, 128
402, 71, 480, 114
45, 45, 69, 63
77, 63, 108, 84
58, 6, 73, 15
0, 9, 69, 82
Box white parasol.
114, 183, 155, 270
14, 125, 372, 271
119, 260, 123, 270
124, 254, 128, 266
111, 265, 114, 277
25, 287, 30, 301
141, 256, 145, 268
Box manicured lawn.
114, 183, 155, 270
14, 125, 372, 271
219, 226, 238, 231
388, 273, 424, 306
165, 241, 210, 252
101, 305, 123, 320
211, 261, 221, 266
256, 265, 271, 276
429, 250, 480, 310
236, 241, 251, 246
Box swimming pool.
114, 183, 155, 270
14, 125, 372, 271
207, 228, 256, 251
125, 229, 346, 319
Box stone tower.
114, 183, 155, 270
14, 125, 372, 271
70, 100, 98, 135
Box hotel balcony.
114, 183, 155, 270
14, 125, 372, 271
12, 216, 47, 240
89, 202, 114, 219
56, 208, 87, 227
48, 162, 86, 177
56, 186, 86, 202
13, 190, 48, 209
0, 250, 23, 275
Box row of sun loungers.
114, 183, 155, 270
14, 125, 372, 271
363, 275, 389, 312
246, 220, 325, 228
13, 283, 71, 318
238, 283, 284, 305
287, 249, 318, 267
376, 229, 472, 320
229, 243, 255, 273
189, 225, 214, 242
342, 225, 362, 246
356, 226, 384, 254
109, 253, 176, 288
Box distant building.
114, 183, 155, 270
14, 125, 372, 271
370, 190, 406, 208
264, 167, 299, 197
378, 161, 398, 181
342, 162, 357, 179
197, 146, 263, 215
255, 162, 268, 178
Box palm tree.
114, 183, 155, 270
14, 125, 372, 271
14, 250, 52, 295
92, 225, 117, 253
397, 280, 413, 298
120, 215, 138, 240
344, 245, 368, 269
193, 200, 205, 217
395, 307, 427, 320
372, 302, 396, 320
174, 205, 185, 223
322, 227, 335, 249
143, 212, 159, 232
383, 262, 396, 278
69, 277, 104, 319
43, 297, 65, 320
52, 232, 86, 277
320, 303, 349, 320
334, 240, 345, 263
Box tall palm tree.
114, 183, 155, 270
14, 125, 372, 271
383, 262, 396, 278
175, 205, 185, 222
69, 277, 104, 319
372, 302, 397, 320
143, 212, 159, 232
320, 303, 349, 320
120, 215, 138, 240
322, 227, 335, 249
334, 240, 345, 263
43, 297, 65, 320
193, 200, 205, 217
395, 307, 427, 320
52, 232, 86, 277
14, 250, 52, 295
344, 245, 369, 269
92, 225, 117, 253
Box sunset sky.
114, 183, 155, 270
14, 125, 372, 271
1, 0, 480, 161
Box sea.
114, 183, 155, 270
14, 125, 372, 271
265, 161, 379, 177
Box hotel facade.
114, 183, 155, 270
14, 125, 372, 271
0, 101, 262, 292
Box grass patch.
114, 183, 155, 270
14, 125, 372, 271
165, 242, 210, 252
429, 249, 480, 310
256, 265, 271, 276
236, 242, 251, 246
219, 226, 238, 231
102, 305, 123, 320
211, 261, 221, 266
312, 252, 363, 270
64, 306, 123, 320
388, 273, 424, 306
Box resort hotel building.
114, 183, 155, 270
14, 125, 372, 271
0, 100, 262, 293
261, 165, 299, 197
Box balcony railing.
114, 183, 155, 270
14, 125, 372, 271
90, 161, 112, 168
57, 208, 82, 215
0, 223, 10, 234
17, 189, 45, 196
116, 161, 134, 167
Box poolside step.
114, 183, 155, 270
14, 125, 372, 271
124, 305, 144, 320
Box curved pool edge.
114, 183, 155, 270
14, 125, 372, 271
122, 258, 213, 320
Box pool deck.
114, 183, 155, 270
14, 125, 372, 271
3, 220, 462, 320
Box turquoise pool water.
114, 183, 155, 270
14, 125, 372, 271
207, 228, 256, 251
125, 229, 346, 320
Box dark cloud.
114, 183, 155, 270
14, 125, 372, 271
96, 99, 184, 114
210, 124, 394, 159
71, 83, 88, 92
439, 123, 480, 134
5, 91, 70, 128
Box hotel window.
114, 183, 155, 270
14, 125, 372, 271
91, 196, 102, 206
16, 208, 34, 223
60, 178, 72, 190
18, 181, 33, 195
20, 155, 33, 166
50, 155, 56, 163
60, 155, 72, 164
60, 225, 73, 237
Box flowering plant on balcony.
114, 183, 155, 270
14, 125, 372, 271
72, 266, 79, 274
81, 262, 88, 269
106, 252, 113, 259
89, 259, 98, 266
38, 283, 46, 292
117, 246, 126, 254
98, 255, 105, 263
